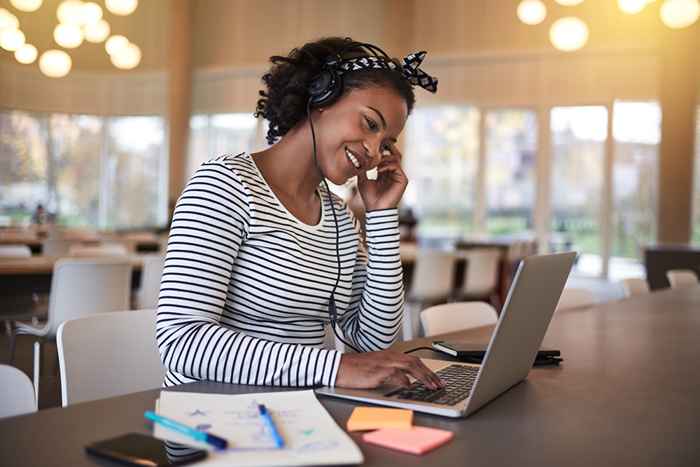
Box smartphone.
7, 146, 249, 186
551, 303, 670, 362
85, 433, 208, 466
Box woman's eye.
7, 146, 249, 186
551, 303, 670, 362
365, 117, 379, 132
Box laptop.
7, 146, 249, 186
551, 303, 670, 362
316, 252, 577, 418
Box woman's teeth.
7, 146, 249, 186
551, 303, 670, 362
345, 148, 360, 169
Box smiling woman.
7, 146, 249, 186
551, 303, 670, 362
155, 37, 444, 392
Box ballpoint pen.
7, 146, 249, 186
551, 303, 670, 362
257, 404, 285, 449
144, 411, 228, 450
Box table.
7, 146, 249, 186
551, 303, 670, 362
2, 286, 700, 467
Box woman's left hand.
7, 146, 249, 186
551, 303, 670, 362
357, 144, 408, 211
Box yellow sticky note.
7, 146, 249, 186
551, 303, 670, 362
346, 407, 413, 432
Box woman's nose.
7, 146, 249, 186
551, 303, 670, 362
362, 141, 382, 168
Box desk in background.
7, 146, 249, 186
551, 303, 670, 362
2, 286, 698, 467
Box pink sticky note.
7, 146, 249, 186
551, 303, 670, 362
362, 426, 454, 455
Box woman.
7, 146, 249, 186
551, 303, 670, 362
156, 37, 443, 391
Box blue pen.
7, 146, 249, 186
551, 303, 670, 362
144, 411, 228, 450
257, 404, 284, 448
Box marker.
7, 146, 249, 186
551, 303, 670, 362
144, 411, 228, 450
257, 404, 284, 448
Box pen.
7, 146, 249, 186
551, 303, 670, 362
257, 404, 284, 448
144, 411, 228, 450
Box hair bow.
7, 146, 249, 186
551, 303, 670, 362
335, 51, 438, 93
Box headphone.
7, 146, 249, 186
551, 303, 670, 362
305, 40, 395, 353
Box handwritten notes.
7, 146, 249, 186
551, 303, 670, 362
155, 390, 363, 467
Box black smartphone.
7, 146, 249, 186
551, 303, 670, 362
85, 433, 208, 466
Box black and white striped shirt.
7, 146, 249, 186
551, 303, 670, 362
156, 153, 404, 388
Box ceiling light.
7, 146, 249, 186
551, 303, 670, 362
0, 28, 25, 51
517, 0, 547, 25
0, 8, 20, 30
15, 43, 37, 63
555, 0, 584, 5
80, 2, 102, 25
9, 0, 43, 12
57, 0, 84, 24
105, 34, 129, 55
105, 0, 138, 16
110, 41, 141, 69
618, 0, 649, 13
549, 17, 589, 51
39, 49, 72, 78
660, 0, 699, 28
84, 19, 109, 42
54, 22, 83, 48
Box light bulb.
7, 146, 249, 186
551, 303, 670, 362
549, 17, 589, 51
660, 0, 699, 28
39, 49, 72, 78
0, 28, 25, 51
10, 0, 43, 12
0, 8, 20, 30
15, 43, 37, 63
105, 0, 138, 16
517, 0, 547, 25
80, 2, 102, 25
110, 41, 141, 69
84, 19, 109, 42
57, 0, 84, 24
54, 22, 83, 48
555, 0, 584, 5
105, 34, 128, 55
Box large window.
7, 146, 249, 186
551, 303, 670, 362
485, 109, 537, 236
550, 106, 608, 276
404, 106, 480, 239
0, 109, 167, 229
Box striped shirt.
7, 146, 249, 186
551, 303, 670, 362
156, 152, 404, 388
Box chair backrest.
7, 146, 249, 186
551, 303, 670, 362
0, 365, 37, 418
57, 309, 165, 406
666, 269, 699, 289
556, 287, 596, 311
420, 301, 498, 336
46, 258, 132, 337
621, 277, 650, 298
137, 254, 165, 309
459, 248, 501, 296
69, 243, 128, 257
0, 244, 32, 258
409, 249, 457, 301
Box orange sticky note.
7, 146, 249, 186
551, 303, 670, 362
362, 426, 454, 455
346, 407, 413, 432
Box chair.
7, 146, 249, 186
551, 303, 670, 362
621, 278, 650, 298
420, 302, 498, 337
403, 248, 457, 340
666, 269, 699, 289
0, 244, 32, 258
69, 243, 128, 257
556, 287, 596, 311
57, 309, 165, 406
13, 258, 132, 403
456, 248, 501, 304
137, 254, 165, 309
0, 365, 37, 418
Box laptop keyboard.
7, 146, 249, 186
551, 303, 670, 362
385, 364, 479, 406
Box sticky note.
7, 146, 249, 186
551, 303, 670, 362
362, 426, 454, 455
346, 407, 413, 432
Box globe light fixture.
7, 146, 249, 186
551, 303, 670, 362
105, 34, 128, 55
105, 0, 138, 16
14, 43, 37, 64
57, 0, 84, 24
110, 41, 141, 69
80, 2, 102, 25
555, 0, 584, 5
0, 8, 20, 30
549, 17, 589, 51
0, 27, 25, 51
39, 49, 72, 77
517, 0, 547, 25
618, 0, 649, 14
84, 19, 109, 42
9, 0, 43, 13
54, 22, 83, 48
660, 0, 700, 28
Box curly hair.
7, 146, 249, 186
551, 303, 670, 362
254, 37, 415, 145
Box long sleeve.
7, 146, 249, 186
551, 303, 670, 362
156, 160, 342, 387
339, 208, 404, 351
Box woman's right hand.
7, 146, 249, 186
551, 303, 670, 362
335, 350, 445, 389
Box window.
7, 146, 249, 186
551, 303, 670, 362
550, 106, 608, 276
404, 106, 480, 239
693, 105, 700, 244
484, 109, 537, 236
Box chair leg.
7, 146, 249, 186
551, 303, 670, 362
33, 340, 42, 406
5, 321, 17, 363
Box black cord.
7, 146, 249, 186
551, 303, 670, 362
402, 346, 437, 355
306, 99, 360, 353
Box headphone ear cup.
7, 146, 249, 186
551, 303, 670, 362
308, 68, 342, 108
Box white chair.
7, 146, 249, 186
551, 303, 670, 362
404, 249, 457, 340
69, 243, 128, 257
420, 302, 498, 337
137, 254, 165, 309
0, 244, 32, 258
456, 248, 501, 301
0, 365, 37, 419
556, 287, 596, 311
13, 258, 132, 403
57, 309, 165, 406
621, 278, 650, 298
666, 269, 699, 290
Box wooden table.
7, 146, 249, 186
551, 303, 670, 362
2, 286, 699, 467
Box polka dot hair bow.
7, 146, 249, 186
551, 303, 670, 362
335, 51, 439, 93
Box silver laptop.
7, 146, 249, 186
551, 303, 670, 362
316, 252, 577, 418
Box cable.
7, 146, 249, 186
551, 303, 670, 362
306, 98, 361, 353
